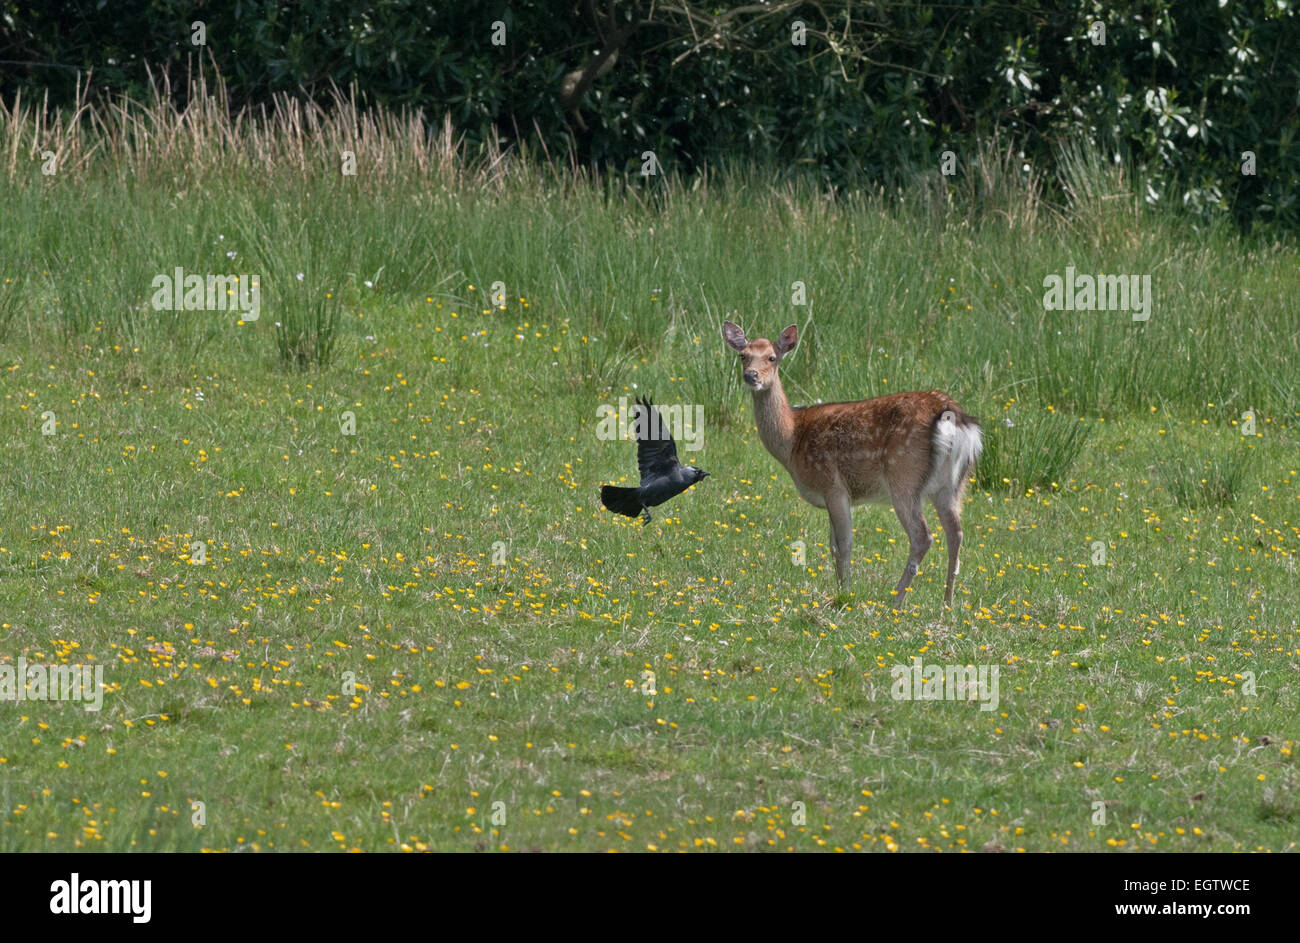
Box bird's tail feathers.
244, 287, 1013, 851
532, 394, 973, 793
600, 485, 643, 518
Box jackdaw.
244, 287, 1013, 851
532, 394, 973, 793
600, 396, 709, 525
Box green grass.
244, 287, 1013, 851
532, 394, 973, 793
1160, 442, 1252, 510
0, 84, 1296, 852
977, 407, 1093, 491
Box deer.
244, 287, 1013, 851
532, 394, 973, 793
722, 321, 982, 605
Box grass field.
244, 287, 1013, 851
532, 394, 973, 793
0, 86, 1297, 852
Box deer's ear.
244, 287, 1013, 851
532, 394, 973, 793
722, 320, 748, 352
776, 324, 799, 356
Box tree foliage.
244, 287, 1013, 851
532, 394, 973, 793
2, 1, 1296, 229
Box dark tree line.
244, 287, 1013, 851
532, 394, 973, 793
2, 1, 1297, 229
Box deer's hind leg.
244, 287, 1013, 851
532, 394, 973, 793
932, 485, 966, 607
890, 488, 932, 600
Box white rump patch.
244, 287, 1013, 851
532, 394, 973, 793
924, 411, 983, 496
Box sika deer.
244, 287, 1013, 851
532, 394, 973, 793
722, 321, 982, 605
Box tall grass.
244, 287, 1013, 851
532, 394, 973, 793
1160, 444, 1251, 508
0, 271, 26, 341
0, 71, 1297, 410
977, 408, 1094, 490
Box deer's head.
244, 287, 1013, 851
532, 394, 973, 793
722, 321, 798, 393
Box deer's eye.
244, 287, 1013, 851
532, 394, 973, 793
768, 355, 776, 362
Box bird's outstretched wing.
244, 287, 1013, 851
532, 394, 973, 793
633, 396, 679, 482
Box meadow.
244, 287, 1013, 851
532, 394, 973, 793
0, 82, 1296, 852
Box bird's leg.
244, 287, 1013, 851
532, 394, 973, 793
639, 506, 652, 526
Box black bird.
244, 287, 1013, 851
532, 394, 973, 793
601, 396, 709, 525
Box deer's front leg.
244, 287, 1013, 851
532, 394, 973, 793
826, 491, 854, 587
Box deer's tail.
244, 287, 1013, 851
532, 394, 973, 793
927, 408, 983, 495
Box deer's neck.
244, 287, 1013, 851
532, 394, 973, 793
751, 376, 797, 468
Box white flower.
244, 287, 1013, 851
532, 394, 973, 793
296, 273, 304, 281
